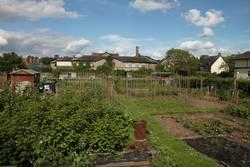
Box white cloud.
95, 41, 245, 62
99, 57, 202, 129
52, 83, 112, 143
0, 36, 8, 46
184, 9, 225, 27
100, 34, 137, 55
65, 39, 91, 53
0, 29, 91, 56
129, 0, 179, 12
200, 27, 214, 37
0, 0, 79, 21
180, 40, 214, 50
184, 9, 225, 37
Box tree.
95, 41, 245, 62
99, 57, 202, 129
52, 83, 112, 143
40, 57, 54, 65
163, 48, 199, 75
0, 52, 25, 73
96, 56, 114, 75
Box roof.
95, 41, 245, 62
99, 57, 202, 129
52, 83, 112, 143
10, 69, 40, 75
232, 51, 250, 60
55, 52, 157, 64
199, 54, 221, 69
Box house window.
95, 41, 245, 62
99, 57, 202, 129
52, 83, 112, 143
248, 71, 250, 77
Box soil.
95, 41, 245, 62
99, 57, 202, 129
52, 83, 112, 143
155, 112, 250, 167
164, 95, 228, 109
185, 137, 250, 167
155, 115, 201, 139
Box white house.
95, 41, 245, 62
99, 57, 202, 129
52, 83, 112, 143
199, 53, 229, 74
233, 51, 250, 79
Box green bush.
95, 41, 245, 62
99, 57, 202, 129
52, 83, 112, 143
0, 86, 131, 166
223, 99, 250, 118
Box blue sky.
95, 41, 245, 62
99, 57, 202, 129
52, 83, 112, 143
0, 0, 249, 59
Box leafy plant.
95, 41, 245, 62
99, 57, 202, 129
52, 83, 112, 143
0, 86, 131, 166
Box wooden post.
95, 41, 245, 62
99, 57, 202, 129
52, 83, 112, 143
126, 77, 129, 97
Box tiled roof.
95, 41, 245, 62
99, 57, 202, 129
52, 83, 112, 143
199, 55, 220, 69
55, 52, 157, 64
232, 51, 250, 60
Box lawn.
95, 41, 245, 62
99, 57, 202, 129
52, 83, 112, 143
116, 95, 220, 167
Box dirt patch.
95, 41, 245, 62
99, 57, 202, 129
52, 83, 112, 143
155, 112, 250, 167
155, 115, 201, 139
155, 112, 250, 147
164, 95, 228, 109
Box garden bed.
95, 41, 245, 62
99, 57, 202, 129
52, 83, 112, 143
155, 112, 250, 166
184, 137, 250, 167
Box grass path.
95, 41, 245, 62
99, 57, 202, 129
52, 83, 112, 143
117, 96, 219, 167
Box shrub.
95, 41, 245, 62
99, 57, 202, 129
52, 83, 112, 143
223, 99, 250, 118
0, 87, 131, 166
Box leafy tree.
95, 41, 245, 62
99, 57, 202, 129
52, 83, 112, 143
0, 52, 25, 73
40, 57, 54, 65
96, 56, 114, 75
155, 63, 165, 72
163, 48, 199, 75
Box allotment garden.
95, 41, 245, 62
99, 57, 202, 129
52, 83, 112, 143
0, 75, 249, 167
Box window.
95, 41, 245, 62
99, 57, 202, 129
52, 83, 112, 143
248, 71, 250, 77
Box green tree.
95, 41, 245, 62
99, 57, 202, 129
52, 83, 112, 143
0, 52, 25, 73
163, 48, 199, 75
40, 57, 54, 65
72, 62, 91, 72
96, 56, 114, 75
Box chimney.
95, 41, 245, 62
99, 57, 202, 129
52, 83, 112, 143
136, 46, 140, 57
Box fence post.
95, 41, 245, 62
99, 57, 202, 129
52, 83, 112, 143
126, 77, 129, 97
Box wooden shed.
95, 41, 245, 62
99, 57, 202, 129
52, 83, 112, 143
9, 69, 40, 89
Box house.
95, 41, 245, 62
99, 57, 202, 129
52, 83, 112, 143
51, 47, 157, 75
233, 51, 250, 79
199, 53, 229, 74
9, 69, 40, 89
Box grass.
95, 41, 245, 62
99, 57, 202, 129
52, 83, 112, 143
116, 95, 220, 167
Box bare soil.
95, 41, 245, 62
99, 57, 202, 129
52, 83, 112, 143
155, 115, 201, 139
155, 112, 250, 147
164, 95, 228, 109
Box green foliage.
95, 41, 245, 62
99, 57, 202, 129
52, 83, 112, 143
155, 63, 165, 72
40, 57, 54, 65
0, 86, 131, 166
164, 48, 199, 75
72, 62, 91, 72
133, 67, 153, 77
0, 52, 25, 73
223, 99, 250, 118
96, 56, 114, 75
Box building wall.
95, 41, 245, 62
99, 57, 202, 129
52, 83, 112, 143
113, 59, 155, 71
92, 59, 106, 70
56, 61, 72, 67
234, 68, 250, 79
210, 57, 229, 74
10, 75, 34, 89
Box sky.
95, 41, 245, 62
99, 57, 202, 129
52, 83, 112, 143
0, 0, 250, 59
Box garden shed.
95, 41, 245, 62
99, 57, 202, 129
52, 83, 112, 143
9, 69, 40, 89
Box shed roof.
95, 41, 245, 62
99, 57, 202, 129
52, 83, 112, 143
10, 69, 40, 75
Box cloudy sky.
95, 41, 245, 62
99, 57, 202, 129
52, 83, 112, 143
0, 0, 250, 59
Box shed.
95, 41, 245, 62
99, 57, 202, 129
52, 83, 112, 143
10, 69, 40, 89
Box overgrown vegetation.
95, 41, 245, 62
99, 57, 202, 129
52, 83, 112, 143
223, 99, 250, 118
0, 85, 131, 166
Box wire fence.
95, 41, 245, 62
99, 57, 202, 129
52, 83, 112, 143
55, 75, 250, 100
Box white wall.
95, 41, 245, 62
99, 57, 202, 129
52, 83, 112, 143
211, 57, 229, 74
234, 68, 250, 79
56, 61, 72, 67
